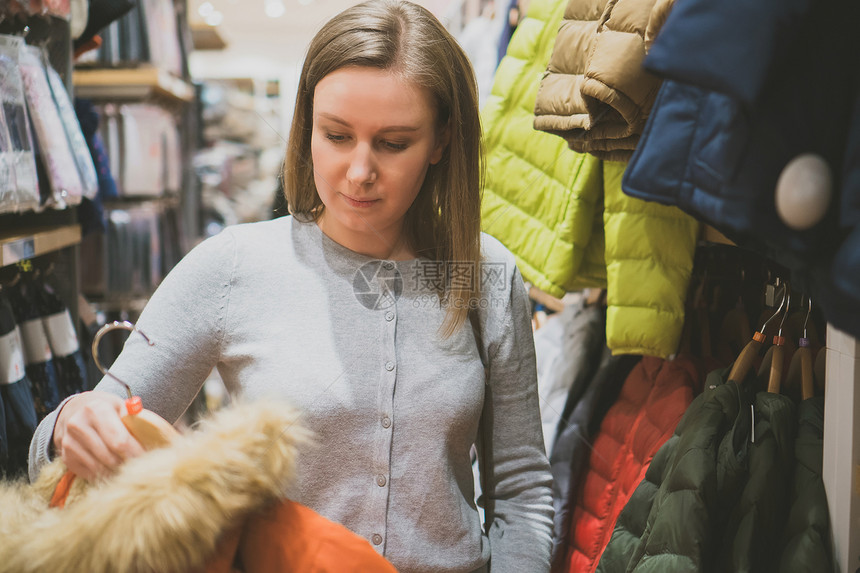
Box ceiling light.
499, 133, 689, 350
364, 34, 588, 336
265, 0, 286, 17
205, 10, 224, 25
198, 1, 215, 17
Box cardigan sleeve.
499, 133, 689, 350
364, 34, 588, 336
477, 246, 555, 572
28, 229, 237, 480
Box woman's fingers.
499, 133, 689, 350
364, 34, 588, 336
59, 437, 116, 481
56, 392, 145, 481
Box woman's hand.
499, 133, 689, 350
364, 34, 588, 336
52, 391, 145, 481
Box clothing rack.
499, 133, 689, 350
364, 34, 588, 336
699, 230, 860, 569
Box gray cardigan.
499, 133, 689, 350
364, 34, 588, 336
30, 216, 553, 572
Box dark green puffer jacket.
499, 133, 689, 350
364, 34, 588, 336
779, 397, 833, 573
596, 369, 753, 572
718, 391, 796, 573
597, 369, 813, 573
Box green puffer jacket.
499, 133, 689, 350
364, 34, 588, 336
779, 397, 833, 573
596, 370, 753, 572
480, 0, 699, 358
597, 369, 807, 573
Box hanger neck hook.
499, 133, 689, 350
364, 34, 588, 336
776, 284, 792, 337
760, 283, 788, 333
802, 296, 813, 343
92, 321, 154, 399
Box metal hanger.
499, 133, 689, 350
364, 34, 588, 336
766, 285, 791, 394
797, 296, 816, 400
727, 282, 788, 385
91, 320, 177, 449
50, 321, 179, 507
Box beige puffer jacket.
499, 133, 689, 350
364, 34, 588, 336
533, 0, 674, 160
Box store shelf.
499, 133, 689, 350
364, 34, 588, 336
89, 297, 150, 314
191, 23, 228, 50
0, 224, 81, 268
73, 67, 194, 103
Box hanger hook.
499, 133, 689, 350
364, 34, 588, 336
776, 283, 792, 336
91, 321, 154, 399
760, 282, 788, 333
802, 295, 813, 341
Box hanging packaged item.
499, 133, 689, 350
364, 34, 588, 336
0, 89, 20, 215
19, 44, 84, 208
35, 278, 87, 397
7, 278, 62, 419
45, 64, 98, 200
0, 291, 39, 479
0, 35, 40, 214
120, 104, 167, 196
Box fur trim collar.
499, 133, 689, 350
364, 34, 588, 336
0, 401, 308, 573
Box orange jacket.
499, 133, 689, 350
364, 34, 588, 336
51, 473, 396, 573
204, 500, 398, 573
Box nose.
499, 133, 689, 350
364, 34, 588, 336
346, 144, 377, 187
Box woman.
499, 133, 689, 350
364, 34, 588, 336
29, 1, 553, 570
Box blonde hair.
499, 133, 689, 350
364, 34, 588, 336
284, 0, 483, 336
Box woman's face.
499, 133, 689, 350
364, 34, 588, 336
310, 66, 447, 257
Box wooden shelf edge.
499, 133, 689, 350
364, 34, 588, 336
700, 224, 736, 247
73, 67, 194, 103
0, 224, 81, 268
191, 24, 228, 51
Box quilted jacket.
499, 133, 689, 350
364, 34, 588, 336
0, 402, 397, 573
717, 391, 796, 573
779, 397, 833, 573
596, 366, 809, 573
595, 369, 754, 572
533, 0, 674, 161
558, 354, 699, 573
480, 0, 698, 357
620, 0, 860, 337
550, 353, 639, 571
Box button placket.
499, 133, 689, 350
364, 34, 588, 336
371, 298, 397, 554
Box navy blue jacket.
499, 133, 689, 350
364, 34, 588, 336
621, 0, 860, 335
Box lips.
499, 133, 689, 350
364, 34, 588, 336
342, 193, 379, 208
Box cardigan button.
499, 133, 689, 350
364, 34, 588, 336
381, 416, 391, 428
376, 474, 387, 487
372, 534, 383, 545
385, 361, 395, 371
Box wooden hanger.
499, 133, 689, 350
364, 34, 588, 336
50, 321, 177, 509
728, 283, 787, 384
766, 287, 791, 394
92, 321, 178, 449
784, 295, 817, 400
795, 297, 816, 400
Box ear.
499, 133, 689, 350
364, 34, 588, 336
430, 121, 450, 165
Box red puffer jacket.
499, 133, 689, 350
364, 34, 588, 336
561, 354, 700, 573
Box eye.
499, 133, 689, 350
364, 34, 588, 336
382, 140, 408, 152
325, 133, 347, 143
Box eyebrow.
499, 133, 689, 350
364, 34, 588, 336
316, 113, 421, 133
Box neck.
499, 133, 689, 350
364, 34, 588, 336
316, 216, 414, 260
